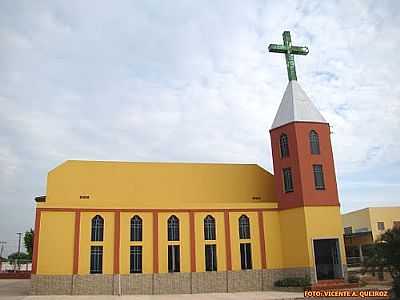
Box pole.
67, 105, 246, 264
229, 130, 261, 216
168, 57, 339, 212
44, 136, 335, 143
0, 241, 6, 272
16, 233, 22, 272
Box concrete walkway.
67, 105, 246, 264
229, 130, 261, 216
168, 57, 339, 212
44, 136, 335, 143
0, 280, 304, 300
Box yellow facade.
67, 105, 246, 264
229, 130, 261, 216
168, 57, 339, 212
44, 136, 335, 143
37, 211, 75, 275
34, 160, 346, 281
342, 207, 400, 240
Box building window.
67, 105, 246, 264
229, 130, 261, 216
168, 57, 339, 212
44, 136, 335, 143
204, 215, 216, 240
168, 245, 180, 272
280, 133, 289, 158
91, 215, 104, 241
377, 222, 385, 231
283, 168, 294, 192
393, 221, 400, 229
90, 246, 103, 274
130, 246, 142, 273
344, 226, 353, 235
313, 165, 325, 190
205, 244, 217, 271
167, 215, 179, 241
240, 243, 252, 270
130, 215, 142, 242
239, 215, 250, 239
310, 130, 320, 154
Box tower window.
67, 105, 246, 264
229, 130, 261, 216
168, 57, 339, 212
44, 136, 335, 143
313, 165, 325, 190
91, 215, 104, 241
377, 222, 385, 231
205, 244, 217, 271
283, 168, 294, 192
130, 215, 142, 242
167, 215, 179, 241
280, 133, 290, 158
130, 245, 142, 273
239, 215, 250, 239
204, 215, 216, 240
310, 130, 320, 154
168, 245, 180, 272
90, 246, 103, 274
240, 243, 252, 270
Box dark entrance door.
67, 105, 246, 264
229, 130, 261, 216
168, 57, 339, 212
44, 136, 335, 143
313, 238, 342, 280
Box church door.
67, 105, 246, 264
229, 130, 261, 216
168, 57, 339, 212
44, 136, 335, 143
313, 238, 342, 280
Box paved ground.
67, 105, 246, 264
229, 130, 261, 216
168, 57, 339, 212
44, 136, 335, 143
0, 279, 30, 300
0, 279, 304, 299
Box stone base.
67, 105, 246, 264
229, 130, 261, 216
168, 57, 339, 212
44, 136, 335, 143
31, 266, 340, 295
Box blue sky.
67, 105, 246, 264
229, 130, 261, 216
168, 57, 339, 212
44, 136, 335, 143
1, 0, 399, 255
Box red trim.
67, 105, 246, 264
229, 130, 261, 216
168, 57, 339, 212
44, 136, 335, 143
189, 211, 196, 272
224, 210, 232, 271
38, 207, 279, 212
31, 208, 41, 274
258, 211, 267, 269
114, 211, 120, 274
153, 211, 158, 273
73, 211, 81, 274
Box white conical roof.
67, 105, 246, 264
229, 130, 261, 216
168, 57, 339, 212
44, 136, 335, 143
271, 80, 327, 130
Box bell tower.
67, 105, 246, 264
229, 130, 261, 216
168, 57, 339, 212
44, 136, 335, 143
268, 31, 339, 210
268, 31, 345, 283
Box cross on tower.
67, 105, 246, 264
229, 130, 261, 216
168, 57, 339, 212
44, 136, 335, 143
268, 31, 309, 81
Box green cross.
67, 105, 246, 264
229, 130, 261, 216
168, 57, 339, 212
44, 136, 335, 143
268, 31, 309, 81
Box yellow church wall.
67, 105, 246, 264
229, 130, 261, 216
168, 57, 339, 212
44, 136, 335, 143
44, 161, 277, 209
37, 211, 75, 274
303, 206, 346, 269
158, 212, 190, 273
78, 212, 115, 275
263, 211, 283, 269
279, 207, 311, 268
120, 212, 153, 274
229, 212, 261, 271
194, 212, 226, 272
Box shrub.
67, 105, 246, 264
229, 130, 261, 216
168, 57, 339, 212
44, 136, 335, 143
347, 275, 360, 283
274, 276, 311, 287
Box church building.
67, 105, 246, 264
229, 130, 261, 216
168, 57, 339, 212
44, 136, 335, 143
31, 31, 347, 295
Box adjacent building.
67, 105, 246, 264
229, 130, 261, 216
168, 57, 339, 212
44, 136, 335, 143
342, 207, 400, 264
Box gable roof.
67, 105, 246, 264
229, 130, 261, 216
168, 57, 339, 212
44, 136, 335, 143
271, 80, 327, 129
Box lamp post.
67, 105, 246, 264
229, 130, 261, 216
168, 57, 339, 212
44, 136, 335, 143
0, 241, 6, 272
16, 233, 22, 272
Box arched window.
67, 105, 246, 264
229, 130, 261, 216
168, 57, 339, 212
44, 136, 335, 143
280, 133, 289, 158
168, 215, 179, 241
204, 215, 216, 240
239, 215, 250, 239
130, 215, 142, 242
91, 215, 104, 241
309, 130, 320, 154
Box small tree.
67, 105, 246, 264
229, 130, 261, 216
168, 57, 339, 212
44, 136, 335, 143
8, 252, 30, 261
24, 229, 34, 259
380, 227, 400, 298
363, 227, 400, 298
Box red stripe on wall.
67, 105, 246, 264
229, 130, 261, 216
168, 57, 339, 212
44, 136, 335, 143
73, 211, 81, 274
31, 208, 42, 274
258, 211, 267, 269
189, 211, 196, 272
153, 211, 159, 273
114, 211, 120, 274
224, 210, 232, 271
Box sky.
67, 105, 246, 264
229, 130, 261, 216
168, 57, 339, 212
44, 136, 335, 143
1, 0, 400, 255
